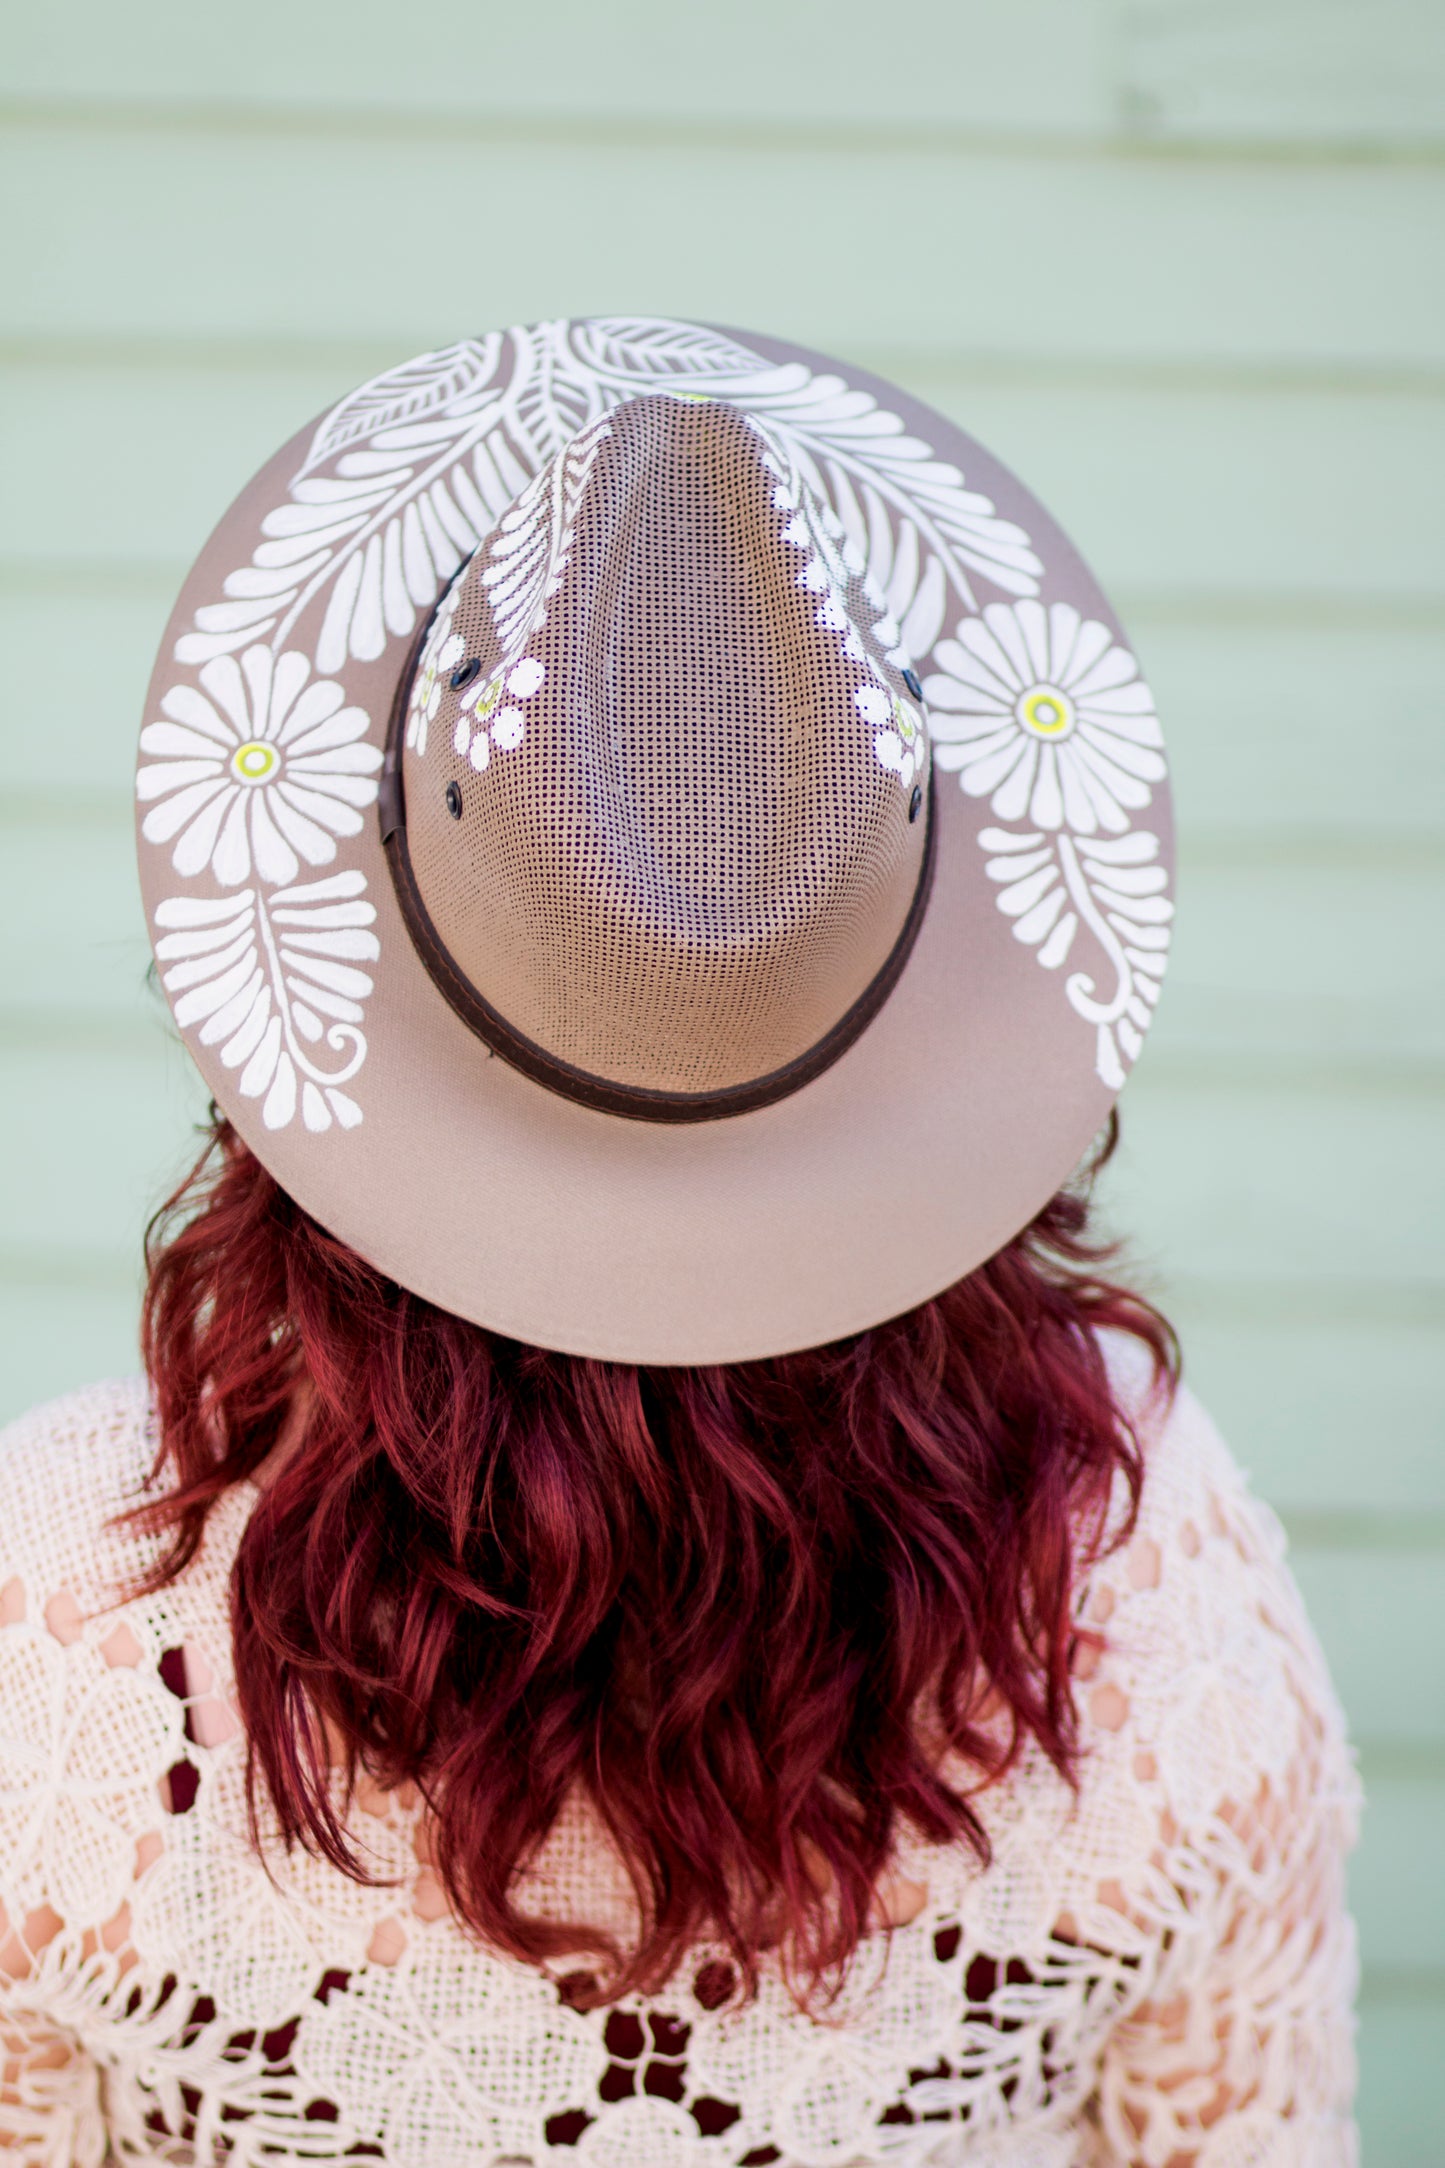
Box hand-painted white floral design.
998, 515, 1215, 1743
153, 321, 1149, 1144
479, 416, 613, 667
153, 872, 379, 1132
925, 601, 1164, 836
760, 420, 932, 797
138, 647, 381, 887
451, 654, 545, 772
405, 580, 466, 758
854, 683, 927, 790
766, 425, 876, 654
175, 320, 1041, 676
981, 824, 1172, 1087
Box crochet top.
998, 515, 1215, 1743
0, 1359, 1359, 2167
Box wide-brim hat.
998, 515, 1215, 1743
137, 319, 1174, 1364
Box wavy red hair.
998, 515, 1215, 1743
122, 1111, 1175, 2008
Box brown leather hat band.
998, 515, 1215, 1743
378, 642, 937, 1127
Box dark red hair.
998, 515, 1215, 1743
124, 1110, 1175, 2008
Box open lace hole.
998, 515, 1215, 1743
43, 1590, 84, 1645
1089, 1682, 1129, 1732
1127, 1536, 1162, 1591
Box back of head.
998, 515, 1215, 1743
129, 1114, 1175, 2010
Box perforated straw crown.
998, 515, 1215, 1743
382, 395, 936, 1120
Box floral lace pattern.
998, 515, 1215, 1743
0, 1360, 1359, 2166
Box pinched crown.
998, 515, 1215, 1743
388, 395, 933, 1115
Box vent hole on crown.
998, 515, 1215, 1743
445, 782, 463, 820
450, 658, 482, 691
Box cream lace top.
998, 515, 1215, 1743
0, 1359, 1359, 2168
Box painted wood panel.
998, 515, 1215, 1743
1177, 1315, 1445, 1516
1104, 1083, 1441, 1292
1122, 0, 1445, 148
917, 377, 1445, 603
0, 0, 1118, 138
1, 823, 157, 1017
5, 0, 1438, 155
1290, 1560, 1445, 1748
1150, 858, 1444, 1073
1123, 607, 1445, 842
1358, 1995, 1445, 2165
4, 120, 1442, 370
1350, 1769, 1445, 1967
0, 1276, 143, 1398
0, 584, 175, 800
0, 1037, 208, 1275
8, 0, 1443, 153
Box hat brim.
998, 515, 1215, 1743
137, 321, 1173, 1363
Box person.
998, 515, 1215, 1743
0, 320, 1358, 2164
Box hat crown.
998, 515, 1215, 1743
395, 394, 932, 1105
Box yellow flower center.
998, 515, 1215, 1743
1018, 688, 1075, 740
895, 694, 922, 743
231, 739, 279, 784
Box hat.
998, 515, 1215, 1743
137, 318, 1174, 1363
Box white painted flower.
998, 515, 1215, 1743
451, 653, 546, 773
138, 647, 381, 887
405, 581, 466, 757
925, 600, 1165, 835
854, 681, 928, 791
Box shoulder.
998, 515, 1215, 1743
1098, 1323, 1286, 1557
1084, 1330, 1358, 1838
0, 1376, 169, 1606
0, 1381, 212, 1943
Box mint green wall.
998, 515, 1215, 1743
2, 3, 1441, 2153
